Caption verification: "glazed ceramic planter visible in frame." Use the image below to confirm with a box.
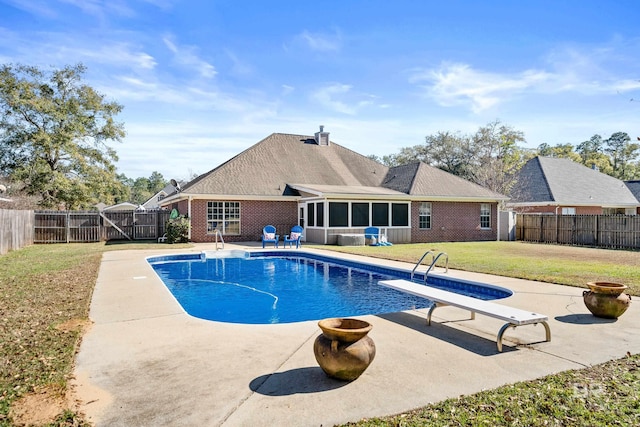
[583,282,631,319]
[313,318,376,381]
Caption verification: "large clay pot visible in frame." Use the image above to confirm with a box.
[583,282,631,319]
[313,318,376,381]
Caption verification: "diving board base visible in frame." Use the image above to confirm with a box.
[379,279,551,352]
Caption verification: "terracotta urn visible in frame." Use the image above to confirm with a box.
[583,282,631,319]
[313,318,376,381]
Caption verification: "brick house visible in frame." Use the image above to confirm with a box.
[160,127,508,244]
[507,156,640,215]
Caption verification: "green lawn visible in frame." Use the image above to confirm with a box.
[0,241,638,426]
[312,241,640,295]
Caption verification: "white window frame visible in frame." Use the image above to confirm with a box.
[480,203,491,229]
[207,201,241,235]
[561,207,576,215]
[419,202,432,229]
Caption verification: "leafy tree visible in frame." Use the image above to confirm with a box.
[0,63,125,209]
[575,134,612,174]
[470,120,529,194]
[422,131,476,180]
[604,132,639,180]
[536,143,581,162]
[115,171,168,205]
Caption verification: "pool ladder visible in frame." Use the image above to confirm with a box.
[212,229,225,251]
[410,251,448,284]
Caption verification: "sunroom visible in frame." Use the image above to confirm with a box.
[288,184,412,244]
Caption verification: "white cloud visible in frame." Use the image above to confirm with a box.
[410,63,551,113]
[310,84,377,115]
[163,35,217,78]
[410,41,640,114]
[296,30,342,52]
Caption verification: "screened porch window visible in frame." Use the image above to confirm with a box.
[329,202,348,227]
[351,202,369,227]
[372,203,389,226]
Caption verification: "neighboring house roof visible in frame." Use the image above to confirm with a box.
[509,156,639,207]
[625,180,640,202]
[165,132,507,203]
[103,202,142,211]
[142,183,179,209]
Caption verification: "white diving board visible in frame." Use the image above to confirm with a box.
[379,279,551,352]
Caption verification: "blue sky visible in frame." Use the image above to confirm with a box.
[1,0,640,181]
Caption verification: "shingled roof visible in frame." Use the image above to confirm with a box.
[382,162,506,199]
[176,132,506,200]
[625,180,640,202]
[510,156,639,206]
[181,133,387,196]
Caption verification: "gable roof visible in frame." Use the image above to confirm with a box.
[182,133,387,196]
[625,180,640,202]
[510,156,639,207]
[383,162,506,199]
[165,132,506,202]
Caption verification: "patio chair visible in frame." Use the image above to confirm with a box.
[364,227,392,246]
[282,225,303,249]
[262,225,280,248]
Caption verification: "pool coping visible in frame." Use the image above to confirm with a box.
[72,242,640,426]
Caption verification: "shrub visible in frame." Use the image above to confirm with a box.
[166,216,190,243]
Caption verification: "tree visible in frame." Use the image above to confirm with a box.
[0,63,126,209]
[470,120,529,194]
[536,143,581,162]
[423,131,476,180]
[575,134,612,174]
[604,132,639,180]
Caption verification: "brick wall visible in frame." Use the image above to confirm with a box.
[189,199,299,243]
[411,201,497,242]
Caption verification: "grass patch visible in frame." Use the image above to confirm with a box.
[312,241,640,295]
[0,241,189,427]
[344,353,640,426]
[0,240,638,425]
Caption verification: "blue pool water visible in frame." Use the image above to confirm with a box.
[148,251,511,324]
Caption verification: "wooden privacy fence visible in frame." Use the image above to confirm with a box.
[34,210,172,243]
[0,209,35,254]
[516,214,640,249]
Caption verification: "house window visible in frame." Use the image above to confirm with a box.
[308,203,315,227]
[316,202,324,227]
[480,203,491,229]
[391,203,409,226]
[329,202,348,227]
[207,201,240,235]
[561,207,576,215]
[352,203,369,227]
[419,202,432,229]
[603,208,626,215]
[372,203,389,226]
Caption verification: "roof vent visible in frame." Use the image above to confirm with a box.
[315,125,330,146]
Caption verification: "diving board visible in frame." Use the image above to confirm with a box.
[378,279,551,352]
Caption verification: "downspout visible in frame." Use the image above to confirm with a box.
[496,203,501,241]
[188,196,193,241]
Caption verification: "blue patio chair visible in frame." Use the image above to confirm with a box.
[262,225,279,248]
[283,225,303,249]
[364,227,392,246]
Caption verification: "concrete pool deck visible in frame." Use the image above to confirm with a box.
[72,243,639,426]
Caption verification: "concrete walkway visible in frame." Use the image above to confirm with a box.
[72,243,639,426]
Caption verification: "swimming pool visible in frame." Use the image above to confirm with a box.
[147,250,512,324]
